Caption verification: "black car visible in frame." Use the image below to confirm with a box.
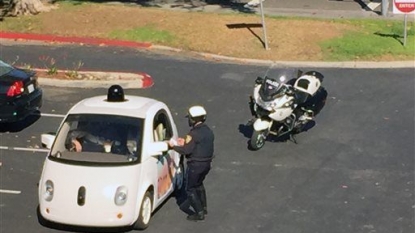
[0,60,43,123]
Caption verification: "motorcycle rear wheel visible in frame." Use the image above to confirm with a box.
[250,130,266,150]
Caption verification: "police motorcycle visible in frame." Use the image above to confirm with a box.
[248,69,327,150]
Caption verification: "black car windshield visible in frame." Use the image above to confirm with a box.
[0,60,13,76]
[50,114,144,164]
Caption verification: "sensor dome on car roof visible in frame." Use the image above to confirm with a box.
[106,85,126,102]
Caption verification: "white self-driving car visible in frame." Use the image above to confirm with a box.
[38,85,183,230]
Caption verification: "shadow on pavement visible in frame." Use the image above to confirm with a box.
[0,112,41,133]
[64,0,256,13]
[37,206,132,233]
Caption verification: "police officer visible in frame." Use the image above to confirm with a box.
[168,105,214,221]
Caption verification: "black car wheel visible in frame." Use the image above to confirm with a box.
[133,191,153,230]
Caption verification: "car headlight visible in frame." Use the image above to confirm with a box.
[114,186,128,206]
[44,180,54,202]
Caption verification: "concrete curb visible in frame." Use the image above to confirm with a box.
[2,32,414,69]
[152,45,415,68]
[35,69,154,89]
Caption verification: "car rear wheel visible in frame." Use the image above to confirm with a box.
[133,191,153,230]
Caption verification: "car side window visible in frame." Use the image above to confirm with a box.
[153,111,173,142]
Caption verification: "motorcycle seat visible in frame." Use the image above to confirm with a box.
[294,75,321,96]
[294,90,310,105]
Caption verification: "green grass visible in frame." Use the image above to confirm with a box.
[257,15,415,60]
[320,19,415,61]
[0,15,42,32]
[109,26,177,44]
[0,1,84,32]
[1,2,414,61]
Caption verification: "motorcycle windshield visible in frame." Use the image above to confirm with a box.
[259,78,286,101]
[259,69,300,101]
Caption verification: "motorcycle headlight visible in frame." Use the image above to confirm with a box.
[257,99,275,111]
[114,186,128,206]
[283,100,294,108]
[43,180,54,202]
[261,101,276,111]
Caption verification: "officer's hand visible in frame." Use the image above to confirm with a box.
[177,138,185,146]
[71,139,82,152]
[168,138,176,148]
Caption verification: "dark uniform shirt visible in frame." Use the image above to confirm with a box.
[173,123,214,162]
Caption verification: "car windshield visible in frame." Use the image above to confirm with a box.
[50,114,144,164]
[0,60,14,76]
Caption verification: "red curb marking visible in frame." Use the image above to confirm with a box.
[0,32,152,48]
[139,72,154,88]
[2,32,155,89]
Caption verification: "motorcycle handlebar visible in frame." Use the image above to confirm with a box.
[286,86,295,96]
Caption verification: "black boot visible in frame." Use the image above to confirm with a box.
[197,185,208,215]
[186,211,205,221]
[186,190,205,221]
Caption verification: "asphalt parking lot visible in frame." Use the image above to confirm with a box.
[1,56,414,233]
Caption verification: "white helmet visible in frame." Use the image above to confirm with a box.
[187,105,207,126]
[188,105,207,118]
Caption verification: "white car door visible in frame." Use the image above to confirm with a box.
[153,111,175,201]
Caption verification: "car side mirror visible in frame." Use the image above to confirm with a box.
[147,141,168,156]
[297,70,303,78]
[41,133,56,149]
[255,76,264,84]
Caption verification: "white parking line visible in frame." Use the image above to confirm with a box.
[0,189,21,194]
[40,113,65,118]
[0,112,59,153]
[0,161,22,194]
[0,146,49,153]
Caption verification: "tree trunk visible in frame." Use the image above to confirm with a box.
[5,0,56,17]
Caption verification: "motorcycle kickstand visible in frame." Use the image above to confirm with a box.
[247,118,256,126]
[290,133,298,144]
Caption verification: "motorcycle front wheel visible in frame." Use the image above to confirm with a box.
[250,130,266,150]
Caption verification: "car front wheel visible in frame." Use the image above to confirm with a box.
[133,191,153,230]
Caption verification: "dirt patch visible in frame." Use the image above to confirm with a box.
[8,3,356,61]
